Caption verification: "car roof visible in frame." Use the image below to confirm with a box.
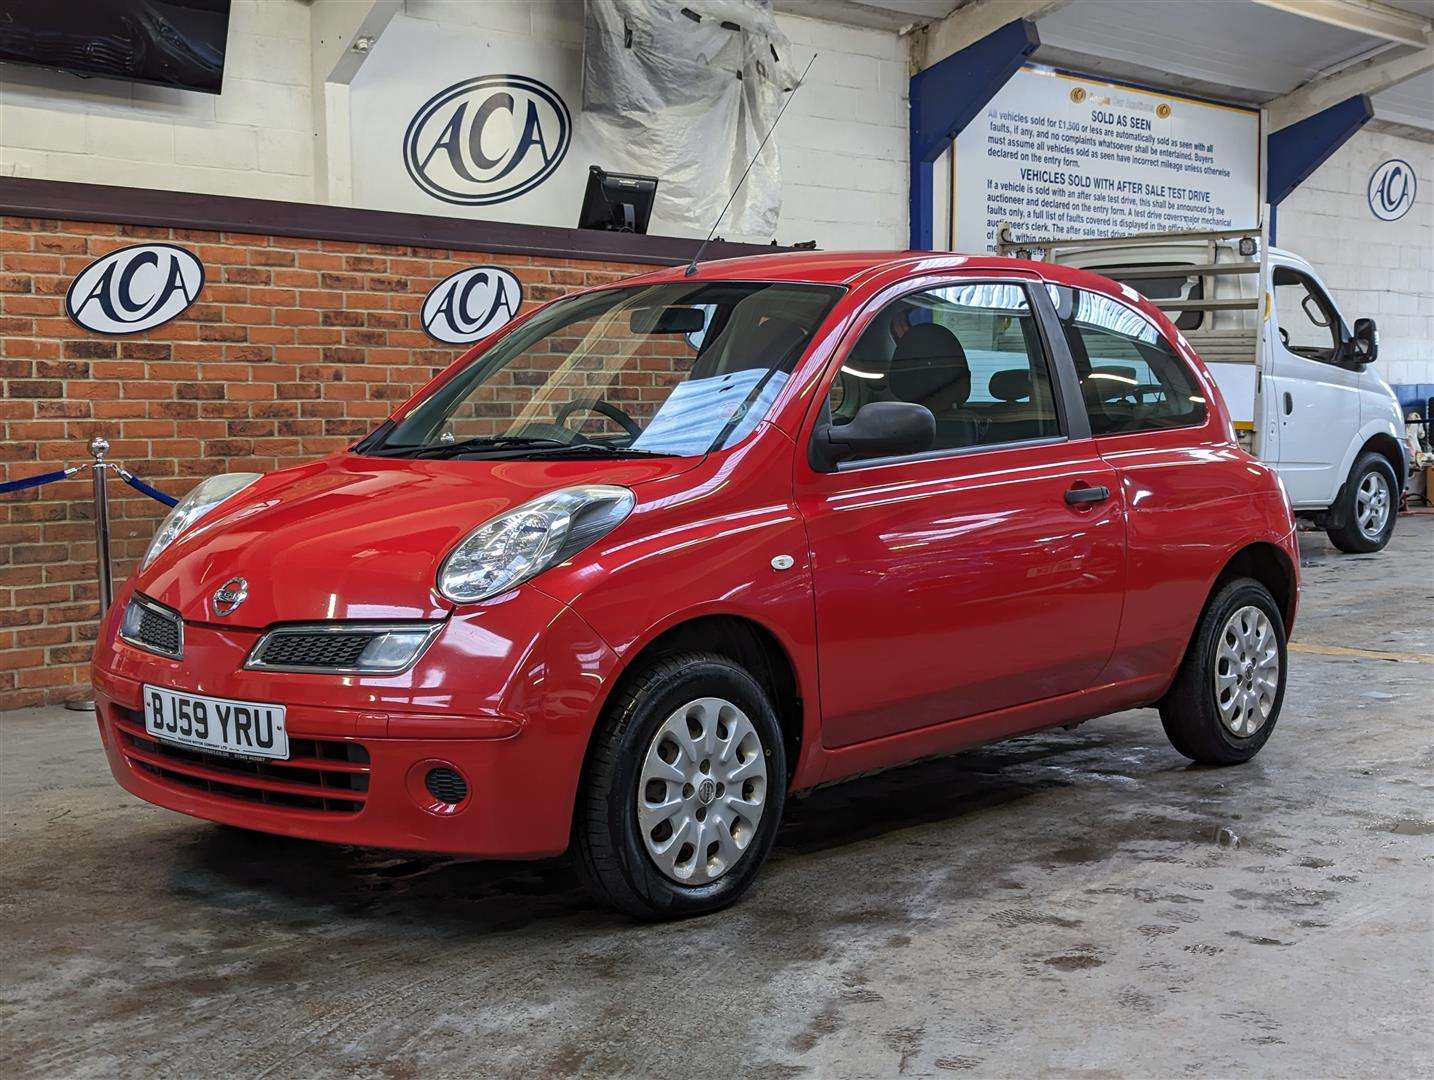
[629,249,1129,292]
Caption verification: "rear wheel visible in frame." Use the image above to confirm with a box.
[573,652,786,920]
[1326,452,1398,553]
[1160,578,1287,765]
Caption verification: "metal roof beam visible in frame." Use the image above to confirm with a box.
[1250,0,1431,50]
[1267,41,1434,130]
[919,0,1068,70]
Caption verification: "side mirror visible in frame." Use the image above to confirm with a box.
[812,401,935,470]
[1349,317,1378,365]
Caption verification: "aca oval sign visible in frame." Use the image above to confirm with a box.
[421,266,523,344]
[403,75,571,206]
[66,244,204,335]
[1368,159,1416,222]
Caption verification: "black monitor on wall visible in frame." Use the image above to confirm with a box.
[0,0,233,95]
[578,166,659,234]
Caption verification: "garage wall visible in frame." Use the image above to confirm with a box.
[0,0,315,202]
[0,214,647,711]
[1277,128,1434,389]
[0,2,907,250]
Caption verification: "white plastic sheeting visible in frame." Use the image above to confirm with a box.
[582,0,802,240]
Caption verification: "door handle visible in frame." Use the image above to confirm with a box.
[1283,391,1293,415]
[1065,484,1111,506]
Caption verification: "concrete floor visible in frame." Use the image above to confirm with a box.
[3,518,1431,1079]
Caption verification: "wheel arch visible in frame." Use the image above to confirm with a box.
[1210,541,1298,630]
[1158,539,1297,706]
[579,613,808,791]
[1357,432,1407,492]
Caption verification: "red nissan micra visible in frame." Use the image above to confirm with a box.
[92,251,1298,919]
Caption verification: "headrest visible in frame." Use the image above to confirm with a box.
[1083,366,1139,401]
[892,322,966,366]
[737,315,807,372]
[887,323,970,409]
[990,368,1032,402]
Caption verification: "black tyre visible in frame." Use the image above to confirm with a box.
[1160,577,1287,766]
[573,651,787,920]
[1325,451,1399,553]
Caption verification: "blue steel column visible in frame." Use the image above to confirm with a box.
[908,18,1040,251]
[1266,94,1373,243]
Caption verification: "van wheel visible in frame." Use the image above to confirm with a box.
[1160,578,1287,766]
[573,652,786,921]
[1326,452,1398,553]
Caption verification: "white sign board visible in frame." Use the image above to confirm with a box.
[953,68,1260,252]
[351,15,599,227]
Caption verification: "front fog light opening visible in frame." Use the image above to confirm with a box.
[425,767,468,805]
[406,759,472,816]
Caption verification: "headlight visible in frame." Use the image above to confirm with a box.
[438,485,635,603]
[141,472,262,570]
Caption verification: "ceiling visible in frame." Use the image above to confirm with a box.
[772,0,1434,135]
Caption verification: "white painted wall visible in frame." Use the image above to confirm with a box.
[384,2,909,248]
[1277,128,1434,389]
[0,0,314,201]
[0,0,908,250]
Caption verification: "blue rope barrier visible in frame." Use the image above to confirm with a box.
[0,466,81,495]
[114,467,179,508]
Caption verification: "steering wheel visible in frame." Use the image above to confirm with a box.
[555,397,642,439]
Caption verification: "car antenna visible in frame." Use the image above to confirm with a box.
[685,53,817,277]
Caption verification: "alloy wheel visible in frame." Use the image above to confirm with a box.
[637,697,768,885]
[1355,470,1391,541]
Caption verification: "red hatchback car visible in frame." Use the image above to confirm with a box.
[93,251,1299,919]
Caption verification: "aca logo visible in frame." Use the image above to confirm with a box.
[1367,159,1416,222]
[421,266,523,344]
[66,244,204,335]
[403,75,571,206]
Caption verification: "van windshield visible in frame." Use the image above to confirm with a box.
[369,281,841,459]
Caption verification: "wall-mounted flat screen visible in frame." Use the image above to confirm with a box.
[0,0,232,95]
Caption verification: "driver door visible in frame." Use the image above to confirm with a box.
[1266,263,1360,506]
[796,277,1126,748]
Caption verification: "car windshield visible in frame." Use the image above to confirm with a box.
[368,281,842,459]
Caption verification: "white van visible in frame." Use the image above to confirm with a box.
[997,227,1408,553]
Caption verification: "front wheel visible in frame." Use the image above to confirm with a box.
[573,652,787,920]
[1326,452,1399,553]
[1160,578,1287,765]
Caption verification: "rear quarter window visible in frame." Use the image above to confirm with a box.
[1048,285,1208,436]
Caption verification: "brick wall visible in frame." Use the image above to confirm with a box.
[0,214,653,711]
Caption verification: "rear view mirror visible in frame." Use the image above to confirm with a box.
[1349,317,1378,365]
[630,306,706,333]
[813,401,935,470]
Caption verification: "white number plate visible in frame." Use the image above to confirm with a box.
[143,685,289,760]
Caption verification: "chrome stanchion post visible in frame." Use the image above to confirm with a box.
[90,436,114,614]
[65,436,112,714]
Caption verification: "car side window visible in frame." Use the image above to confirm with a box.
[827,282,1062,455]
[1048,285,1208,437]
[1272,266,1339,363]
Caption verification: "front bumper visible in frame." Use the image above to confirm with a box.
[92,586,619,859]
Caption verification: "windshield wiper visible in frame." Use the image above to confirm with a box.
[503,442,681,459]
[368,435,572,459]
